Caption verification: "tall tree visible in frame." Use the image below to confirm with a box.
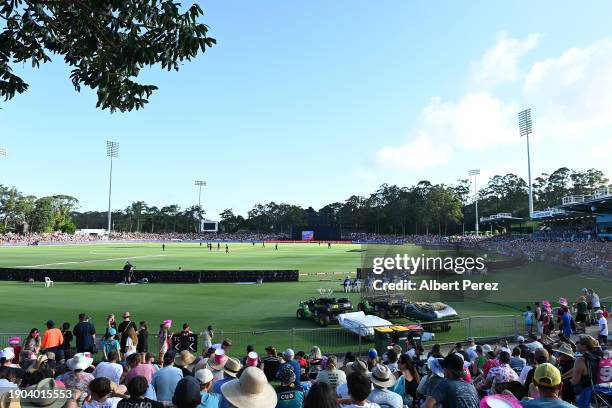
[1,0,216,111]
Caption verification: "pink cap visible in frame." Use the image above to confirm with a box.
[246,351,259,367]
[8,337,20,344]
[163,320,172,326]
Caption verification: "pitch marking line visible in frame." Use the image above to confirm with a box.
[14,254,166,268]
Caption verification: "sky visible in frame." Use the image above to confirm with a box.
[1,1,612,219]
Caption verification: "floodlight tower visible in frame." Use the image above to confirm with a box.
[469,169,480,235]
[194,180,206,233]
[518,109,534,217]
[106,141,119,233]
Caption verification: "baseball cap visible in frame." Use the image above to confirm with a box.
[46,320,55,327]
[596,309,604,315]
[195,368,214,385]
[108,328,117,336]
[283,348,295,358]
[534,363,561,388]
[368,348,378,359]
[516,336,525,342]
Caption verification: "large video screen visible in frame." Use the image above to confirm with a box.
[301,230,315,241]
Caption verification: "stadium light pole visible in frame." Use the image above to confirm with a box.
[106,141,119,234]
[194,180,206,233]
[469,169,480,235]
[518,108,534,217]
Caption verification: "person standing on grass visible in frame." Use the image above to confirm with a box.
[105,315,117,339]
[73,313,96,354]
[41,320,64,360]
[523,306,534,337]
[158,320,171,365]
[62,322,74,353]
[203,326,214,350]
[23,328,41,354]
[118,312,137,354]
[102,329,121,362]
[137,321,148,353]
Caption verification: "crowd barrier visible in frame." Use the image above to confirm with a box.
[0,268,299,283]
[0,315,521,360]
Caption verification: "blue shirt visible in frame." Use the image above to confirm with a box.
[521,397,575,408]
[562,312,573,337]
[211,377,235,408]
[198,391,222,408]
[151,366,183,402]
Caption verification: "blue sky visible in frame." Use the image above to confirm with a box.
[1,1,611,218]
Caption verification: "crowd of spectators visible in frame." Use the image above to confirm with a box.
[479,237,612,275]
[1,297,609,408]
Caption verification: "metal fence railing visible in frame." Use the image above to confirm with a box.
[1,314,522,360]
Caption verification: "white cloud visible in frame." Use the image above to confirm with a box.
[470,31,540,87]
[375,133,453,171]
[373,34,612,180]
[422,92,518,150]
[523,38,612,141]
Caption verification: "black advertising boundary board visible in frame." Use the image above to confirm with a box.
[0,268,299,283]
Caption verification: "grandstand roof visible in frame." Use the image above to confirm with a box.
[558,187,612,214]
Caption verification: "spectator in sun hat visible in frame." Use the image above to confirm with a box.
[57,352,95,403]
[278,349,302,387]
[174,350,196,377]
[208,349,228,381]
[417,358,445,403]
[212,357,242,394]
[221,367,277,408]
[522,363,574,408]
[118,312,137,354]
[424,353,479,408]
[368,364,402,408]
[221,338,232,354]
[18,378,71,408]
[158,320,172,365]
[275,364,305,408]
[194,368,222,408]
[172,376,202,408]
[151,350,183,404]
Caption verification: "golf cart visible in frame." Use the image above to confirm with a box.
[296,296,354,327]
[403,302,458,332]
[358,294,408,319]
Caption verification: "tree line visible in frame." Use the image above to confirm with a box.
[0,167,608,235]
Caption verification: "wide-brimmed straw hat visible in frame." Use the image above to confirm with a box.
[67,352,94,371]
[175,350,196,367]
[221,367,277,408]
[223,357,242,378]
[553,343,574,359]
[369,364,396,388]
[20,378,70,408]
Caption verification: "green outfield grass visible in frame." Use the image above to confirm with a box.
[0,242,609,354]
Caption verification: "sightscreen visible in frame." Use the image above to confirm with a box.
[301,230,315,241]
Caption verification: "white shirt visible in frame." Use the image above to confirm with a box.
[94,361,123,384]
[598,316,608,336]
[592,293,601,308]
[82,397,122,408]
[466,346,478,362]
[519,365,533,384]
[342,403,380,408]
